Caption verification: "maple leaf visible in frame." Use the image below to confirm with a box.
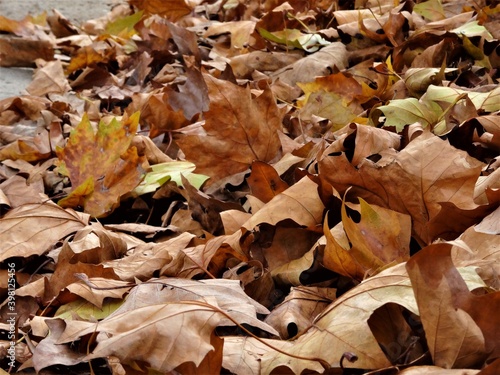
[55,112,147,218]
[177,74,284,181]
[0,202,89,262]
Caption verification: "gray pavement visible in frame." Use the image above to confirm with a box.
[0,0,117,99]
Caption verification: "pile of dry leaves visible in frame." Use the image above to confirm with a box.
[0,0,499,373]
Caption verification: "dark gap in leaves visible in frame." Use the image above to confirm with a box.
[287,322,298,338]
[366,153,382,163]
[409,236,422,257]
[344,205,361,223]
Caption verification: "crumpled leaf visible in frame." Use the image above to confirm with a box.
[56,112,147,217]
[407,242,500,367]
[32,319,85,372]
[204,21,256,57]
[319,131,488,245]
[261,262,486,374]
[58,279,276,373]
[26,60,71,96]
[324,198,411,279]
[223,337,294,375]
[264,286,336,339]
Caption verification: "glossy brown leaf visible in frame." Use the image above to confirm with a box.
[246,161,289,203]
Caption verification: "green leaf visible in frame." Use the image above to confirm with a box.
[55,298,123,320]
[451,20,493,41]
[424,85,500,112]
[413,0,445,21]
[105,11,143,37]
[377,98,442,131]
[133,161,209,196]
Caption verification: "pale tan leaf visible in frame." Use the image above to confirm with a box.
[0,202,89,262]
[243,176,324,230]
[223,337,294,375]
[264,286,336,339]
[26,60,71,96]
[272,43,348,87]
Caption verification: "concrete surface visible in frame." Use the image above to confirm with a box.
[0,1,117,99]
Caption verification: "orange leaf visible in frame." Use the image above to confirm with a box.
[246,161,289,203]
[56,112,146,217]
[128,0,192,21]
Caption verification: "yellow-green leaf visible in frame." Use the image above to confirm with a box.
[133,161,209,196]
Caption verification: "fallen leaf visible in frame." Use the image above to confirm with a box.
[243,176,324,230]
[32,319,85,372]
[56,112,147,217]
[246,161,289,203]
[0,202,89,262]
[26,60,71,96]
[177,75,284,181]
[319,131,488,245]
[271,43,348,87]
[261,262,486,374]
[128,0,192,21]
[406,242,500,367]
[264,286,336,339]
